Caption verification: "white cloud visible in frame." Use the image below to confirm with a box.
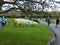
[4,0,14,2]
[2,4,13,11]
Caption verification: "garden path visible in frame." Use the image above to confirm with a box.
[38,19,60,45]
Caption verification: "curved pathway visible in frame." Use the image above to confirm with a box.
[38,19,60,45]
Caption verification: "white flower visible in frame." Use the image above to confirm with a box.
[15,18,38,25]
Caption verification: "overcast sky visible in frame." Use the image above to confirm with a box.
[55,0,60,1]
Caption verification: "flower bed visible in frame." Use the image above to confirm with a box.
[13,18,38,26]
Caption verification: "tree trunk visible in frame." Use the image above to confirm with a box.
[0,0,4,10]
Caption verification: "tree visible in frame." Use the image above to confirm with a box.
[0,0,4,10]
[0,0,60,15]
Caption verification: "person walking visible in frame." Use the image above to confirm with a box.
[46,17,51,26]
[1,16,7,27]
[56,17,59,28]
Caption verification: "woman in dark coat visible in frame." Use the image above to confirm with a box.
[56,17,59,28]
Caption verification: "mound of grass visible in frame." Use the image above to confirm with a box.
[0,18,53,45]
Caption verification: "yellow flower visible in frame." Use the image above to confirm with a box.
[16,23,19,27]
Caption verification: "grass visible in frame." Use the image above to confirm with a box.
[51,19,56,23]
[0,18,53,45]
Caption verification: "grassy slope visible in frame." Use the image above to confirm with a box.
[0,18,53,45]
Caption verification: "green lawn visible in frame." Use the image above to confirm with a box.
[0,18,53,45]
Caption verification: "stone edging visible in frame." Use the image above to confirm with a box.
[42,24,56,45]
[38,20,56,45]
[42,24,57,45]
[48,30,56,45]
[48,37,56,45]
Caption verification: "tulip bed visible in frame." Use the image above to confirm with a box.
[0,18,53,45]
